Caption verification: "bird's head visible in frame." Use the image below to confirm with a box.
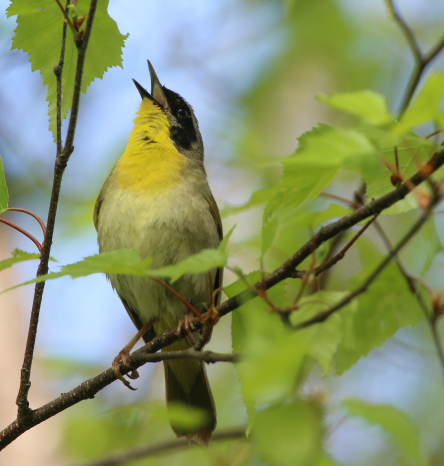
[133,61,204,161]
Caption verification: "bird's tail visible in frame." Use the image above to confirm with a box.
[162,340,216,445]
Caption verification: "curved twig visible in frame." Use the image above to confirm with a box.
[6,208,46,237]
[0,218,42,252]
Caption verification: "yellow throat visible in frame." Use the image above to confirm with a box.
[113,98,187,193]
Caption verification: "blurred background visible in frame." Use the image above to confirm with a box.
[1,0,444,464]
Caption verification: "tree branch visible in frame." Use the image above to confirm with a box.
[15,0,98,423]
[77,427,247,466]
[0,350,238,449]
[216,148,444,320]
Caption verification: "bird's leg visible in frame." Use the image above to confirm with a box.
[112,318,155,390]
[176,315,197,345]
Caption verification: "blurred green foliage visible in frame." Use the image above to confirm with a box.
[2,0,444,465]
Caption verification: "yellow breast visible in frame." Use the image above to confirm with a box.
[113,99,187,193]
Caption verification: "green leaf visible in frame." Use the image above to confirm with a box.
[0,248,44,273]
[276,203,351,230]
[226,272,307,427]
[154,225,235,282]
[395,73,444,135]
[0,156,8,213]
[1,228,234,293]
[335,262,424,375]
[318,90,393,126]
[421,217,444,276]
[220,187,275,218]
[362,127,437,215]
[7,0,128,140]
[261,216,279,257]
[264,125,377,222]
[342,399,424,464]
[253,400,323,466]
[291,291,357,376]
[0,249,152,294]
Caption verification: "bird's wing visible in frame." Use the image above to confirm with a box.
[204,193,223,306]
[93,190,103,231]
[118,295,157,344]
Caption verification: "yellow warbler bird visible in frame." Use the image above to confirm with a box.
[94,61,222,445]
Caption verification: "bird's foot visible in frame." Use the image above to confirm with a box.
[112,350,139,391]
[176,315,196,345]
[112,319,155,390]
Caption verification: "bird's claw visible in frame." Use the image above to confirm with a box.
[176,315,196,345]
[112,349,138,391]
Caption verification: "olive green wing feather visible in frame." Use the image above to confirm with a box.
[205,193,223,306]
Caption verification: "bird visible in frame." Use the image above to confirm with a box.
[94,60,222,445]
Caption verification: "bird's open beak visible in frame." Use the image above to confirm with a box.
[133,60,170,110]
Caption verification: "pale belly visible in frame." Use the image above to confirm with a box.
[97,183,220,333]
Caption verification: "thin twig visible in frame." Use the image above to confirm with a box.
[15,0,98,423]
[6,208,46,236]
[0,218,42,252]
[312,214,378,278]
[389,1,423,62]
[76,427,247,466]
[317,185,365,289]
[320,192,360,210]
[149,277,203,321]
[425,130,442,140]
[294,196,441,330]
[372,218,444,380]
[388,0,444,116]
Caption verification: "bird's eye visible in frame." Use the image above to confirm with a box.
[177,108,189,118]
